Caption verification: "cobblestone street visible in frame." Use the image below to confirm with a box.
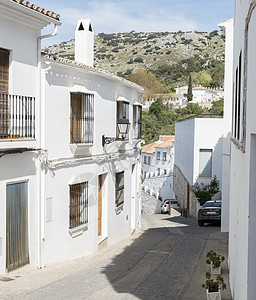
[0,212,231,300]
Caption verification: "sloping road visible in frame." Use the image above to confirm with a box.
[0,213,231,300]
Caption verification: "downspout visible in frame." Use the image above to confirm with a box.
[37,24,59,269]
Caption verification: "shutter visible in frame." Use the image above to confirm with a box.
[0,48,9,93]
[0,48,9,138]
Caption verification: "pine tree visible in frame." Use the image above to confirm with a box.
[187,74,193,102]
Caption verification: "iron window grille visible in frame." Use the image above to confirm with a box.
[115,171,124,207]
[69,182,88,229]
[0,94,35,139]
[70,92,94,144]
[133,105,142,139]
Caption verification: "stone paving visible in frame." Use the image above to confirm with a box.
[0,212,232,300]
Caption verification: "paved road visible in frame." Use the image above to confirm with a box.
[0,212,231,300]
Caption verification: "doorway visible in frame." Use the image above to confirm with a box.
[6,181,29,272]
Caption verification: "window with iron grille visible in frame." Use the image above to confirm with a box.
[115,171,124,207]
[69,182,88,229]
[133,104,142,139]
[70,92,94,144]
[117,101,129,139]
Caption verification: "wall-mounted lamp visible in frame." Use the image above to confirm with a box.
[102,118,130,147]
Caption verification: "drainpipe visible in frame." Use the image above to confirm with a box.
[37,24,59,269]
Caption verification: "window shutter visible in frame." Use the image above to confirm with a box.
[0,48,9,138]
[0,48,9,94]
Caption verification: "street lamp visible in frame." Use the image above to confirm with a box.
[102,118,130,147]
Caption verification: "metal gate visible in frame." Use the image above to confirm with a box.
[6,182,29,272]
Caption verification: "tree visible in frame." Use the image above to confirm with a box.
[200,71,212,87]
[187,74,193,102]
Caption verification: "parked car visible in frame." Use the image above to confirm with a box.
[161,199,179,214]
[197,200,221,226]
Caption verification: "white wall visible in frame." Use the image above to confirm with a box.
[175,119,195,184]
[219,18,233,233]
[229,1,256,299]
[175,118,223,187]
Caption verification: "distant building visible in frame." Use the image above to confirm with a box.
[176,86,224,103]
[142,93,184,110]
[141,136,175,201]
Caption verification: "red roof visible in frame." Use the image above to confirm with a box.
[11,0,60,21]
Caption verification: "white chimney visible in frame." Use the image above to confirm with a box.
[75,19,94,67]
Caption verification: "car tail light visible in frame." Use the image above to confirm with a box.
[164,204,167,207]
[198,209,202,214]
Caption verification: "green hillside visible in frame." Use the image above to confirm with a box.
[44,30,225,92]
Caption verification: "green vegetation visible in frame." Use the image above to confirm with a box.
[142,99,223,145]
[44,30,225,91]
[187,74,193,102]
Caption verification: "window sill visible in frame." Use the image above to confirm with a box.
[115,203,124,214]
[68,223,88,238]
[69,143,93,156]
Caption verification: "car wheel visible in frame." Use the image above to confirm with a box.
[198,221,204,227]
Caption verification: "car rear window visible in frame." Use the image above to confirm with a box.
[202,202,221,208]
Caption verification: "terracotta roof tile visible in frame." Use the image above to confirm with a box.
[11,0,60,21]
[142,136,175,154]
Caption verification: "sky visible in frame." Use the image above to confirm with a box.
[35,0,234,47]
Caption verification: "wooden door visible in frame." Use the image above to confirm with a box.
[6,182,29,272]
[98,175,103,236]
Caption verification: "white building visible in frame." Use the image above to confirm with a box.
[0,1,143,275]
[141,136,175,200]
[176,86,224,103]
[218,18,233,233]
[142,93,184,110]
[174,117,223,217]
[228,1,256,298]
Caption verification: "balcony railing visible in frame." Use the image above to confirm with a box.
[0,94,35,139]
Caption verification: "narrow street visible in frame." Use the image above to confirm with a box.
[0,212,231,300]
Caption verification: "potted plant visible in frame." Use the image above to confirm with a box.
[206,250,225,275]
[202,272,227,300]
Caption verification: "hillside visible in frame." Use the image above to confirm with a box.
[44,30,225,90]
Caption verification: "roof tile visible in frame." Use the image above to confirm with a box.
[11,0,60,21]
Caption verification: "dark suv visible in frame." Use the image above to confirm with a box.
[197,200,221,226]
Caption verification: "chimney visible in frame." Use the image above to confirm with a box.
[75,19,94,67]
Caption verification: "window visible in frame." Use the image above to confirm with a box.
[69,182,88,229]
[157,151,160,160]
[158,168,160,175]
[163,169,167,175]
[148,156,151,165]
[163,152,167,161]
[133,104,142,139]
[0,48,9,138]
[115,171,124,207]
[144,156,147,164]
[70,92,94,144]
[233,51,242,141]
[199,149,212,177]
[117,101,129,139]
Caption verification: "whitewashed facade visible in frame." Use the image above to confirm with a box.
[176,86,224,103]
[0,1,143,275]
[228,1,256,299]
[141,136,175,200]
[218,19,233,233]
[174,117,223,216]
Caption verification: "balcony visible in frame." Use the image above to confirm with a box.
[0,94,36,149]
